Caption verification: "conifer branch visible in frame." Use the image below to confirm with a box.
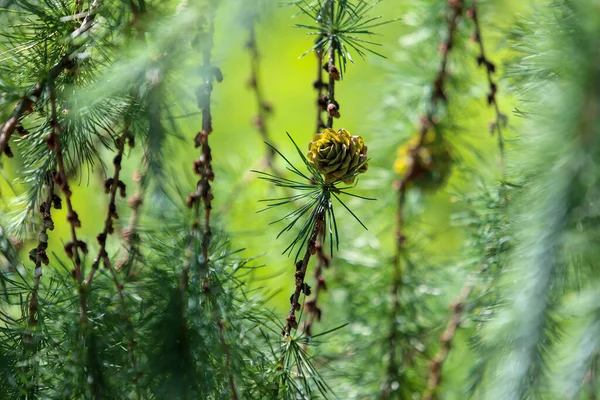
[49,88,89,328]
[184,7,238,396]
[423,276,475,400]
[468,1,507,176]
[384,1,463,396]
[186,16,219,288]
[314,42,327,133]
[85,124,128,288]
[300,0,340,339]
[116,169,144,273]
[284,210,324,336]
[325,45,340,127]
[247,18,276,170]
[302,237,329,338]
[0,0,103,160]
[26,179,56,328]
[425,5,510,396]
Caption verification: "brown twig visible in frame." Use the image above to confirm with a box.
[421,4,509,398]
[185,20,218,288]
[302,237,329,338]
[325,41,340,128]
[85,125,128,288]
[284,211,324,336]
[382,1,463,398]
[247,18,276,170]
[25,177,58,335]
[116,169,144,273]
[423,276,475,400]
[48,88,88,326]
[184,9,237,398]
[0,0,102,160]
[314,42,327,133]
[467,0,507,176]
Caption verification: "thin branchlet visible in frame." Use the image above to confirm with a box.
[49,88,89,326]
[300,0,339,339]
[314,41,327,133]
[247,18,277,169]
[424,4,510,397]
[85,124,128,287]
[26,178,57,335]
[302,238,329,338]
[183,8,238,397]
[284,210,324,336]
[468,0,507,177]
[383,1,464,397]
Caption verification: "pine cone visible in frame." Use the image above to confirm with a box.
[394,130,452,191]
[307,128,368,184]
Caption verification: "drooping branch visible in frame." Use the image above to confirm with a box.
[247,18,276,169]
[422,4,510,397]
[48,88,89,326]
[85,124,128,288]
[383,1,464,397]
[302,237,329,338]
[26,177,58,334]
[284,210,324,336]
[468,0,507,176]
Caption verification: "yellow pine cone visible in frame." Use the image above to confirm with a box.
[307,128,368,184]
[393,130,452,191]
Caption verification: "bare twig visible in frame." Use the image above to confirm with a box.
[284,211,324,336]
[314,42,326,133]
[247,18,276,170]
[468,0,507,176]
[85,125,128,287]
[423,276,475,400]
[302,237,329,338]
[49,88,89,327]
[25,178,56,335]
[382,1,464,397]
[421,4,510,398]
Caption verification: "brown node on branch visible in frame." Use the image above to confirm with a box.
[327,103,340,119]
[328,65,340,81]
[67,211,81,227]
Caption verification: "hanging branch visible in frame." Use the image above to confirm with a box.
[314,40,327,133]
[116,169,144,273]
[185,17,220,288]
[423,276,475,400]
[85,124,128,288]
[383,1,463,397]
[423,3,508,398]
[0,0,102,160]
[302,237,329,337]
[116,0,148,276]
[247,17,276,170]
[303,25,338,338]
[26,177,59,335]
[325,41,340,128]
[468,0,507,175]
[284,209,325,336]
[48,87,89,326]
[184,9,238,398]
